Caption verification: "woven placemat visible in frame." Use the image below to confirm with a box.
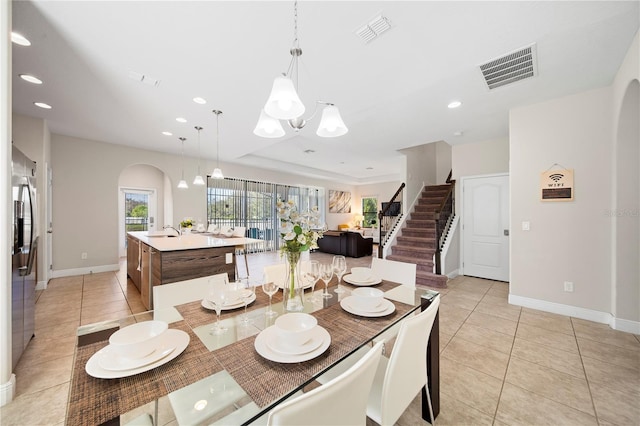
[211,280,413,409]
[66,321,221,426]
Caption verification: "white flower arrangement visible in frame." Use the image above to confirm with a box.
[277,199,323,254]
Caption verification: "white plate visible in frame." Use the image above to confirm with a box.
[202,292,256,311]
[255,325,330,363]
[340,297,395,317]
[86,329,190,379]
[343,274,382,286]
[98,342,176,371]
[267,330,324,356]
[345,298,388,313]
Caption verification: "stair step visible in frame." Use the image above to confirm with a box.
[397,236,436,248]
[416,271,448,288]
[406,218,436,226]
[410,212,437,220]
[386,254,434,271]
[391,245,435,258]
[402,229,435,239]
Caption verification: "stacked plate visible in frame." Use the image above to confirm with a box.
[342,267,382,286]
[254,313,331,363]
[86,320,189,379]
[341,288,395,317]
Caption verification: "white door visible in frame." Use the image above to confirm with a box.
[119,188,157,257]
[47,164,53,279]
[462,174,509,281]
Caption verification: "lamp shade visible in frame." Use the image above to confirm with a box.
[253,110,286,138]
[316,105,348,137]
[264,76,306,120]
[177,179,189,189]
[193,175,205,185]
[212,168,224,179]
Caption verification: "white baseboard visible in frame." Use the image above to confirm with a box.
[446,269,459,279]
[508,294,613,325]
[611,317,640,334]
[36,280,48,291]
[0,374,15,407]
[51,264,120,278]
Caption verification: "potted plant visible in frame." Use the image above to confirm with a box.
[179,218,194,234]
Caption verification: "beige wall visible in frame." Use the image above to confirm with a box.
[50,133,359,272]
[510,86,613,314]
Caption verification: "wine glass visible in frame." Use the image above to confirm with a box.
[319,263,333,299]
[262,277,278,317]
[306,260,321,303]
[332,255,347,294]
[240,277,254,325]
[208,278,228,335]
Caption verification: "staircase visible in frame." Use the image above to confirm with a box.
[387,184,451,288]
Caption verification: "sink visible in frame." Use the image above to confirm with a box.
[147,231,178,238]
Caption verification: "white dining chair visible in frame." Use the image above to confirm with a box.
[263,261,311,289]
[266,341,384,426]
[370,257,416,289]
[318,296,440,426]
[153,272,229,322]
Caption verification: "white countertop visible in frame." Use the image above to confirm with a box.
[128,231,262,252]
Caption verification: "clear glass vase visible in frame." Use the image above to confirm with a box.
[283,251,304,312]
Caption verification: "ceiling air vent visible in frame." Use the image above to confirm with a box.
[355,14,392,43]
[479,43,537,90]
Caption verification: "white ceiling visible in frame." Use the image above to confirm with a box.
[11,1,639,184]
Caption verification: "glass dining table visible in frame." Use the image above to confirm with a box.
[66,277,440,426]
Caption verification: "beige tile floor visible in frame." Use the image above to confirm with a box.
[1,252,639,425]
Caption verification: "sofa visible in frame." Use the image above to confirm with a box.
[317,231,373,258]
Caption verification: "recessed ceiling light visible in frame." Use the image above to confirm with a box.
[453,131,464,137]
[34,102,52,109]
[176,117,187,123]
[162,131,173,136]
[19,74,43,84]
[193,97,206,105]
[447,101,462,109]
[11,32,31,46]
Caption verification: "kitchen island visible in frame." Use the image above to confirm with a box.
[126,231,259,309]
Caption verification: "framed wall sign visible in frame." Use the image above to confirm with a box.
[541,167,574,201]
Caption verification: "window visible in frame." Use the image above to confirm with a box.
[362,196,378,228]
[207,177,325,251]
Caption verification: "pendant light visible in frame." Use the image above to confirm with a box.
[212,110,224,179]
[193,126,205,185]
[254,1,348,139]
[177,137,189,189]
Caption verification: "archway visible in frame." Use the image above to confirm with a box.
[117,164,173,257]
[614,79,639,330]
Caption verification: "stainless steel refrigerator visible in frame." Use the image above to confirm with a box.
[11,146,38,369]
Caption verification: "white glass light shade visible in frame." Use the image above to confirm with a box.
[177,179,189,189]
[212,168,224,179]
[193,175,205,185]
[264,76,305,120]
[316,105,348,137]
[253,110,286,138]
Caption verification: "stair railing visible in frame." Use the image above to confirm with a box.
[434,175,455,274]
[377,183,405,258]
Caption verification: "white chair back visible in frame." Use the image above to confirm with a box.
[264,261,311,289]
[267,341,384,426]
[378,296,440,425]
[371,257,416,289]
[153,273,229,322]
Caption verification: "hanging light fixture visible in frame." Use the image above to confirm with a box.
[177,137,189,189]
[254,1,348,138]
[193,126,205,185]
[212,110,224,179]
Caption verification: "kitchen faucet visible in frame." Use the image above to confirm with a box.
[163,225,181,236]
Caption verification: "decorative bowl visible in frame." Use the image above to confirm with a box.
[350,287,384,311]
[108,320,168,359]
[274,313,317,346]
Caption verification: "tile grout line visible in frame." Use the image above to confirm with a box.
[489,296,521,425]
